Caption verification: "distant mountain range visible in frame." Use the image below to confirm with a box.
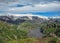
[0,14,60,24]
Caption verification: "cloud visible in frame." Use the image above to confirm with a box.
[0,0,60,14]
[0,0,60,4]
[9,1,60,13]
[9,4,25,8]
[0,0,18,3]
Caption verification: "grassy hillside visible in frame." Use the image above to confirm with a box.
[0,21,60,43]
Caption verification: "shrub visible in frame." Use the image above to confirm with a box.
[6,38,37,43]
[49,37,58,43]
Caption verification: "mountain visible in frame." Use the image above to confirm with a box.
[0,14,48,20]
[0,14,60,24]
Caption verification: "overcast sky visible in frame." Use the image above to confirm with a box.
[0,0,60,17]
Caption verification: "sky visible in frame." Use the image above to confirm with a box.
[0,0,60,17]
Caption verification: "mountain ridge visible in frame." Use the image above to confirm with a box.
[0,14,60,24]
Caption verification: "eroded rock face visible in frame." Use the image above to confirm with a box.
[28,28,44,38]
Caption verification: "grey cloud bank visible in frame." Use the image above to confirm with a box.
[0,0,60,4]
[9,1,60,12]
[0,0,60,14]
